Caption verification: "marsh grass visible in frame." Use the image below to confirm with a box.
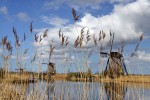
[0,8,149,100]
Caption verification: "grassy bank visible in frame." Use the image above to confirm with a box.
[1,72,150,83]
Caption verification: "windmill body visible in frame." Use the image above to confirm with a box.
[15,67,26,73]
[42,62,56,75]
[47,62,56,75]
[104,52,128,78]
[101,51,128,79]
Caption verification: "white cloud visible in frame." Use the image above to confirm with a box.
[10,55,30,61]
[16,12,29,22]
[43,0,134,10]
[41,16,69,27]
[39,0,150,47]
[137,51,150,62]
[0,6,8,15]
[35,0,150,65]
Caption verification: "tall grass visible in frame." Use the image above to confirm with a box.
[0,8,148,100]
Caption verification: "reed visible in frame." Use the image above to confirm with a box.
[0,8,148,100]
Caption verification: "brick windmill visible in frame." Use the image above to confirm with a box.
[100,33,128,78]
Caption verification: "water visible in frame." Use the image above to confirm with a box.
[25,80,150,100]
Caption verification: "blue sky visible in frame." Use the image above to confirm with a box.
[0,0,150,74]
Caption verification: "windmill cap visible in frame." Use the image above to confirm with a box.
[48,62,55,66]
[110,52,123,58]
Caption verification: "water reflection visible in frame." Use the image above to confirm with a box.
[104,82,127,100]
[24,80,150,100]
[46,81,55,100]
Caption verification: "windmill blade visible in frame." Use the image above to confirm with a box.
[100,52,110,57]
[122,58,128,75]
[100,52,109,55]
[104,57,110,75]
[110,33,114,53]
[42,63,47,64]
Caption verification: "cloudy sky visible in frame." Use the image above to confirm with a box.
[0,0,150,74]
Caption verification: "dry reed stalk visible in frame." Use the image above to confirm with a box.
[23,33,26,42]
[88,49,93,58]
[131,33,144,57]
[31,54,36,63]
[118,41,125,53]
[1,35,13,76]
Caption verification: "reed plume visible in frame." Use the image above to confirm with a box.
[131,33,144,57]
[86,29,91,44]
[6,41,12,53]
[2,36,7,45]
[34,33,38,42]
[13,26,20,47]
[30,21,33,33]
[24,33,26,41]
[93,34,97,45]
[102,30,106,39]
[65,37,69,46]
[39,35,42,42]
[72,8,79,21]
[49,44,55,62]
[78,27,85,47]
[31,54,36,63]
[58,29,61,38]
[61,34,65,46]
[43,29,49,37]
[74,36,79,48]
[99,30,102,41]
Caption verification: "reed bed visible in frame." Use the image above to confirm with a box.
[0,8,149,100]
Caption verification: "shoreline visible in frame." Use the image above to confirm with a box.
[1,73,150,83]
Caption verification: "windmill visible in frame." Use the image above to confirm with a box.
[42,62,56,75]
[42,44,56,75]
[100,33,128,78]
[15,67,26,73]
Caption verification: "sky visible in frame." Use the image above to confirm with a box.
[0,0,150,74]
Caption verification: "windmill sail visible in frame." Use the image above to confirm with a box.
[104,57,110,75]
[104,52,128,78]
[122,58,128,75]
[101,33,128,78]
